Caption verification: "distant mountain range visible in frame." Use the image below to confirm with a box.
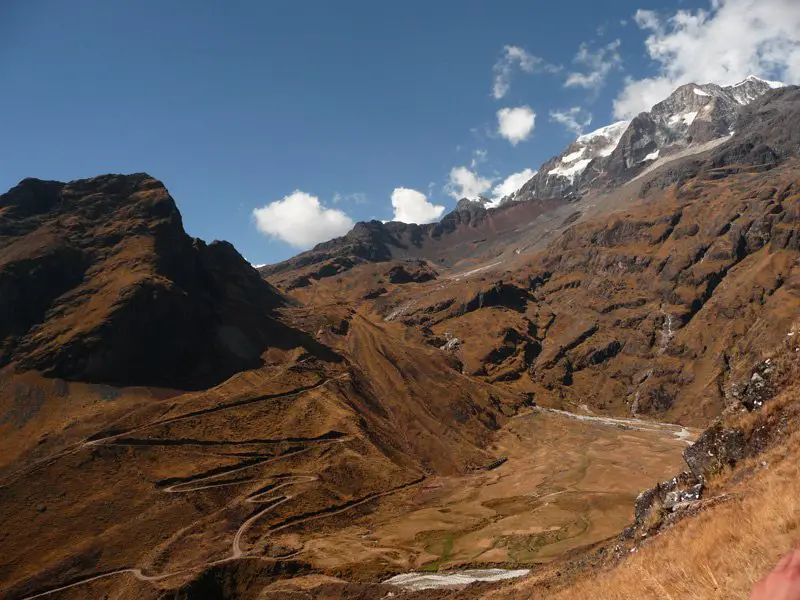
[261,79,797,287]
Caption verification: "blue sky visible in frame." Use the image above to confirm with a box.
[2,0,798,265]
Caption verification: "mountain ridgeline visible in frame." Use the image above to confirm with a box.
[0,174,329,389]
[1,77,800,600]
[262,80,798,289]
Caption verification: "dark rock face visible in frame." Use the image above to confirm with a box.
[457,282,531,316]
[362,287,387,300]
[0,174,328,390]
[683,425,747,478]
[731,360,778,411]
[386,262,438,284]
[633,471,704,527]
[711,87,800,168]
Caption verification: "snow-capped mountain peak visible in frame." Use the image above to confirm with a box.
[507,75,787,205]
[738,74,785,89]
[725,75,786,105]
[527,120,631,192]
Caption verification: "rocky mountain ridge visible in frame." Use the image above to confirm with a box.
[513,76,786,203]
[261,82,797,293]
[0,174,327,389]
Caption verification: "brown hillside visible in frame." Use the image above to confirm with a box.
[0,174,327,390]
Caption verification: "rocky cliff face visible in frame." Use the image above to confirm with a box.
[514,76,785,203]
[0,174,321,389]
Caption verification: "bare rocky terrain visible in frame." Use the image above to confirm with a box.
[1,84,800,600]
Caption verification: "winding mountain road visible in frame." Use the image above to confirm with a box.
[0,373,350,490]
[16,373,425,600]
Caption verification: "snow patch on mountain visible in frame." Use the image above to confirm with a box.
[562,148,586,163]
[576,120,630,157]
[548,158,592,182]
[668,111,698,127]
[643,149,660,162]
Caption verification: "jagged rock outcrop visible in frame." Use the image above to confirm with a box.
[683,425,747,478]
[386,261,438,284]
[631,471,704,530]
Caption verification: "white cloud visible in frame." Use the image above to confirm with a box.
[332,192,368,204]
[253,191,354,249]
[497,106,536,145]
[615,0,800,118]
[470,148,488,169]
[390,188,445,224]
[566,39,623,92]
[445,166,537,207]
[493,45,560,99]
[550,107,594,136]
[490,168,537,205]
[446,166,494,200]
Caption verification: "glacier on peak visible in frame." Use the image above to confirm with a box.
[548,158,592,183]
[561,148,586,163]
[576,120,630,145]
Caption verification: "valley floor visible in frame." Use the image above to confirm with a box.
[0,367,692,600]
[483,389,800,600]
[292,407,693,578]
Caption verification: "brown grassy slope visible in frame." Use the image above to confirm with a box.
[0,312,523,599]
[347,161,800,426]
[480,347,800,600]
[0,174,323,390]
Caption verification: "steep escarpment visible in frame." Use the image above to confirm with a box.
[0,174,321,390]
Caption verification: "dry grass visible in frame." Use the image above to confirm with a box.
[487,412,800,600]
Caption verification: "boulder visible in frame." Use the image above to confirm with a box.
[633,471,704,528]
[683,425,746,478]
